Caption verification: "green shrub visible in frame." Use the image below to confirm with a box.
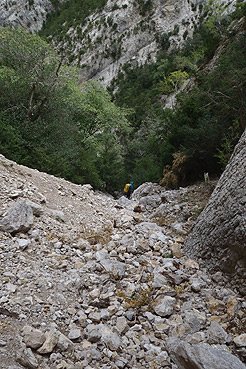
[112,4,119,11]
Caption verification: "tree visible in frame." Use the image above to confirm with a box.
[71,80,131,192]
[159,70,189,94]
[0,26,67,122]
[203,0,227,36]
[0,26,131,192]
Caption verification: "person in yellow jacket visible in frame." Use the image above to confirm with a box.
[124,182,133,199]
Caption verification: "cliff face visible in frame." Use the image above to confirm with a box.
[72,0,237,87]
[0,0,237,86]
[75,0,198,87]
[0,0,55,32]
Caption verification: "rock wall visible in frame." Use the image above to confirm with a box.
[184,129,246,296]
[74,0,237,87]
[0,0,237,87]
[0,0,55,32]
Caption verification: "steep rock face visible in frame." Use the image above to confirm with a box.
[0,0,54,32]
[0,0,237,87]
[74,0,236,87]
[75,0,197,87]
[184,129,246,295]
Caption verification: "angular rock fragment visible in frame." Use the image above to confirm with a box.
[23,326,46,349]
[16,347,38,369]
[166,337,246,369]
[37,330,58,354]
[57,332,74,352]
[207,321,228,344]
[0,201,33,234]
[153,295,176,317]
[100,258,126,279]
[68,328,81,341]
[26,201,44,217]
[234,334,246,348]
[98,324,121,351]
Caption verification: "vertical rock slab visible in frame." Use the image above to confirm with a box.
[184,130,246,295]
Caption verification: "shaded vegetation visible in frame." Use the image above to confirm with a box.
[1,2,246,193]
[109,7,246,188]
[0,26,130,194]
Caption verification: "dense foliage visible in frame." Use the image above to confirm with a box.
[109,6,246,187]
[40,0,107,42]
[1,2,246,193]
[0,26,130,193]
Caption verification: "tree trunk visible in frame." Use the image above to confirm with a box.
[184,129,246,295]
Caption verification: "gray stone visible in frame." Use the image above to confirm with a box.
[184,129,246,294]
[183,310,206,334]
[49,209,65,222]
[117,196,132,208]
[100,309,109,320]
[87,328,102,343]
[153,296,176,317]
[37,330,58,354]
[116,316,128,334]
[57,333,74,352]
[17,238,30,250]
[191,278,204,292]
[8,190,22,199]
[166,338,246,369]
[5,282,17,293]
[171,221,186,235]
[125,311,135,321]
[138,195,162,211]
[155,350,170,366]
[100,258,126,279]
[81,348,102,362]
[98,324,121,351]
[16,347,38,369]
[185,332,206,344]
[132,182,162,201]
[23,326,46,349]
[95,249,108,261]
[0,201,33,234]
[68,328,81,341]
[153,271,168,288]
[207,322,228,344]
[135,221,164,235]
[234,334,246,348]
[115,359,126,368]
[88,311,101,322]
[26,201,44,216]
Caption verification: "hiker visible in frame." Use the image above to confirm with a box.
[124,182,133,199]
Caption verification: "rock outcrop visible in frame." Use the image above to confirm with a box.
[75,0,237,87]
[0,0,237,87]
[184,129,246,296]
[0,0,55,32]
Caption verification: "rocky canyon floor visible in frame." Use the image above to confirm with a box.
[0,154,245,369]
